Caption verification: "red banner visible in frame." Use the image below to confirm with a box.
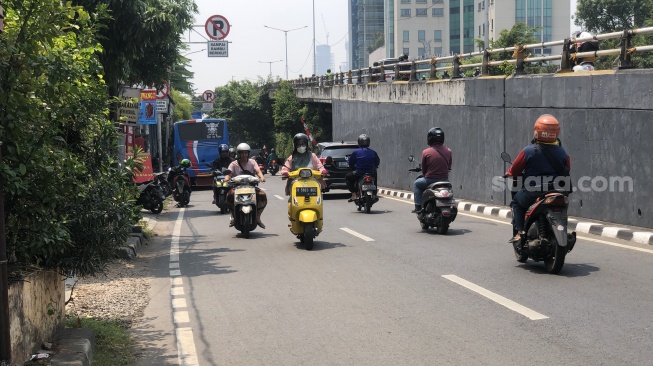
[126,153,154,183]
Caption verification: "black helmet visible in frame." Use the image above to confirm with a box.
[218,144,229,153]
[358,134,370,147]
[293,133,309,152]
[428,127,444,145]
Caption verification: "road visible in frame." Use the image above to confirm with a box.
[133,176,653,366]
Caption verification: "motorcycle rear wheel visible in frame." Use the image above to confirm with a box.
[544,241,566,274]
[436,222,449,235]
[420,221,430,230]
[181,190,190,206]
[364,196,372,214]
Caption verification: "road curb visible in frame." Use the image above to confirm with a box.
[378,188,653,245]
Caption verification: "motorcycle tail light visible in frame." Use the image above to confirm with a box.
[364,176,373,183]
[272,160,276,163]
[544,195,568,206]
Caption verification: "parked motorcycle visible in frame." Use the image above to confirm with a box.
[154,171,171,197]
[268,160,279,176]
[231,174,260,238]
[136,180,165,214]
[284,168,323,250]
[408,156,457,234]
[168,165,191,207]
[501,152,577,274]
[212,168,231,214]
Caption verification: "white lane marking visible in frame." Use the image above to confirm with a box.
[340,227,375,242]
[174,311,190,324]
[383,195,653,254]
[176,327,200,366]
[274,195,285,200]
[171,208,200,366]
[442,274,549,321]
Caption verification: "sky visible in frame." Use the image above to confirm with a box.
[186,0,581,95]
[186,0,349,94]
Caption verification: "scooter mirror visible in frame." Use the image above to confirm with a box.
[501,152,512,164]
[223,169,232,176]
[408,155,415,162]
[325,156,333,165]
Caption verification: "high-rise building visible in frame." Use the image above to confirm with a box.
[316,44,334,75]
[382,0,570,61]
[348,0,384,69]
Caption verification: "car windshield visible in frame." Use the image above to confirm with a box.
[321,147,356,158]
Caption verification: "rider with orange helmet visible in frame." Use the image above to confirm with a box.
[505,114,571,243]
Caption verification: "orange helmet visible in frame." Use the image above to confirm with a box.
[533,114,560,143]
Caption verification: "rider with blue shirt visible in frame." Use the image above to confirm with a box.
[346,134,380,201]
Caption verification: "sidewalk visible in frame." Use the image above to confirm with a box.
[378,187,653,245]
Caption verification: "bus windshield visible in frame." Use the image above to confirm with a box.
[173,119,229,185]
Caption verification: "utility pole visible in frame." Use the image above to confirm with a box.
[313,0,316,76]
[259,60,283,78]
[0,141,12,365]
[264,25,308,79]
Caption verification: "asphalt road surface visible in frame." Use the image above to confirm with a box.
[133,176,653,366]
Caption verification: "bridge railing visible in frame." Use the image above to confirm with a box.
[290,26,653,88]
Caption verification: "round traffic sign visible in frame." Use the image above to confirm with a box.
[202,90,216,102]
[156,80,169,99]
[205,15,230,41]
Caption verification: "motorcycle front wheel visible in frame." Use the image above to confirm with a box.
[303,222,315,250]
[150,195,163,214]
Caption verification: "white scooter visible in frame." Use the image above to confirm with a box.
[231,175,259,239]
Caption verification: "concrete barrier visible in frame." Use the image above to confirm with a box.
[302,70,653,228]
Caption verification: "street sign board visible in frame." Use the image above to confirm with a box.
[191,110,202,119]
[202,90,216,102]
[208,41,228,57]
[205,14,230,40]
[201,102,214,112]
[156,81,169,99]
[156,99,168,112]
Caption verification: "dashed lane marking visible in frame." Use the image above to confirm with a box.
[340,227,375,242]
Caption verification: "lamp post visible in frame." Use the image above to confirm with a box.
[259,60,283,78]
[264,25,308,79]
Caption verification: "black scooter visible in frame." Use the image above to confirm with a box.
[136,180,165,214]
[353,172,378,214]
[502,152,577,274]
[212,168,231,214]
[408,156,457,234]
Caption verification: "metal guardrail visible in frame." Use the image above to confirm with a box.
[290,26,653,87]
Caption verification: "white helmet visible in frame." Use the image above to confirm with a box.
[236,143,251,153]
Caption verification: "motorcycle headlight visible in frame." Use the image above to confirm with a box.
[237,194,254,203]
[214,181,222,187]
[299,169,312,178]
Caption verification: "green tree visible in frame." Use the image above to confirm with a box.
[575,0,653,69]
[71,0,198,101]
[1,1,138,278]
[367,31,385,53]
[213,80,275,149]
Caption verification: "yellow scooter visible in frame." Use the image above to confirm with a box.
[284,168,323,250]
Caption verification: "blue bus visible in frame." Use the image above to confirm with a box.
[173,118,229,186]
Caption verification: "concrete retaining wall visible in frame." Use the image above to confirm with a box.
[315,70,653,228]
[8,270,65,364]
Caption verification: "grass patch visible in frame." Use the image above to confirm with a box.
[64,316,136,366]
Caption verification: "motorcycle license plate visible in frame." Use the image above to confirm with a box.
[235,187,255,194]
[337,161,349,168]
[436,199,455,207]
[296,187,317,196]
[361,184,376,191]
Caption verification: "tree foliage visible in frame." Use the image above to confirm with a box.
[575,0,653,69]
[213,80,275,149]
[0,0,141,278]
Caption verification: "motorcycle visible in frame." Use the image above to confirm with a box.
[167,165,191,207]
[408,156,457,234]
[136,180,165,214]
[284,168,323,250]
[154,171,171,197]
[502,152,577,274]
[268,159,279,176]
[212,168,231,214]
[231,174,260,238]
[354,173,378,213]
